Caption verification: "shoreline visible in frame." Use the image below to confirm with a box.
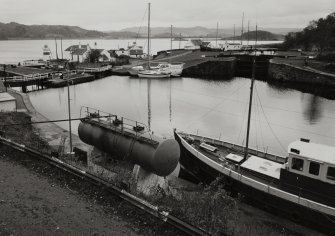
[7,88,90,153]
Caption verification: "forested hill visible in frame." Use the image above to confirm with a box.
[283,12,335,52]
[223,30,284,41]
[0,22,106,40]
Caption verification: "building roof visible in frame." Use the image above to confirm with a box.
[72,48,89,56]
[0,92,16,102]
[288,140,335,165]
[65,44,89,52]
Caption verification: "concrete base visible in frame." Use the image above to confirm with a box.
[87,147,117,182]
[130,164,199,199]
[131,165,167,196]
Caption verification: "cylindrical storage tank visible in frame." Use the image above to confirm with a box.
[78,121,180,176]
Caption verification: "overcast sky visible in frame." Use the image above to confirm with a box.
[1,0,334,30]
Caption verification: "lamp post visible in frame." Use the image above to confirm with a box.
[66,64,73,153]
[3,64,7,92]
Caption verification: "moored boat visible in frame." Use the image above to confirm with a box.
[174,130,335,233]
[128,65,144,76]
[174,26,335,234]
[138,69,171,78]
[155,62,184,77]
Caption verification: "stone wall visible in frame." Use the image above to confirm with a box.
[268,60,335,87]
[182,58,236,78]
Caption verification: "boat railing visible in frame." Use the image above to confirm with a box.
[76,65,112,73]
[80,106,157,146]
[184,132,286,163]
[0,73,50,82]
[235,165,335,206]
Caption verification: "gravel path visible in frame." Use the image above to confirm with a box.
[0,157,139,236]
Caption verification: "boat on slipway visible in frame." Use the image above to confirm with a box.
[138,69,171,78]
[152,62,184,77]
[129,3,179,79]
[174,28,335,234]
[128,65,145,76]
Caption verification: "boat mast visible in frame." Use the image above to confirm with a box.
[216,22,218,47]
[244,24,257,159]
[61,37,63,60]
[147,3,151,68]
[170,25,173,51]
[55,38,59,60]
[241,12,244,45]
[247,20,250,46]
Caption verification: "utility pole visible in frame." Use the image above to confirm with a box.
[233,24,235,43]
[179,33,181,49]
[66,64,73,153]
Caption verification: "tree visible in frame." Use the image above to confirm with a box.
[283,12,335,52]
[86,49,102,63]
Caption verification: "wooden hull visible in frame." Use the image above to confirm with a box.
[174,130,335,234]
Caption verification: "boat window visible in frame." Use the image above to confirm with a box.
[309,161,320,176]
[291,157,304,171]
[326,167,335,181]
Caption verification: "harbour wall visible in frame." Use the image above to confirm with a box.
[182,58,236,78]
[268,60,335,87]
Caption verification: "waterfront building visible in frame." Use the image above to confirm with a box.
[64,44,91,62]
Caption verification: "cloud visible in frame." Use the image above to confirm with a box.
[0,0,333,30]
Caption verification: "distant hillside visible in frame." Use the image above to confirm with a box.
[105,31,139,39]
[0,22,106,40]
[120,26,300,38]
[0,22,301,40]
[223,30,285,41]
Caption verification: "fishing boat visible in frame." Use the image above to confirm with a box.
[174,28,335,234]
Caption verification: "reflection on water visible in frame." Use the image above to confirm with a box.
[147,79,151,130]
[303,95,322,124]
[29,75,335,156]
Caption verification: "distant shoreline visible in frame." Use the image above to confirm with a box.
[0,37,283,41]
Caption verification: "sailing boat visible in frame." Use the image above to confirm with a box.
[174,27,335,233]
[137,3,171,79]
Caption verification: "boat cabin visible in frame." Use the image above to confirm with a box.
[286,139,335,184]
[280,139,335,206]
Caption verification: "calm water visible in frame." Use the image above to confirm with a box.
[29,75,335,156]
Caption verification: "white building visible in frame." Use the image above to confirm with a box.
[64,44,91,62]
[128,42,144,58]
[0,93,16,112]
